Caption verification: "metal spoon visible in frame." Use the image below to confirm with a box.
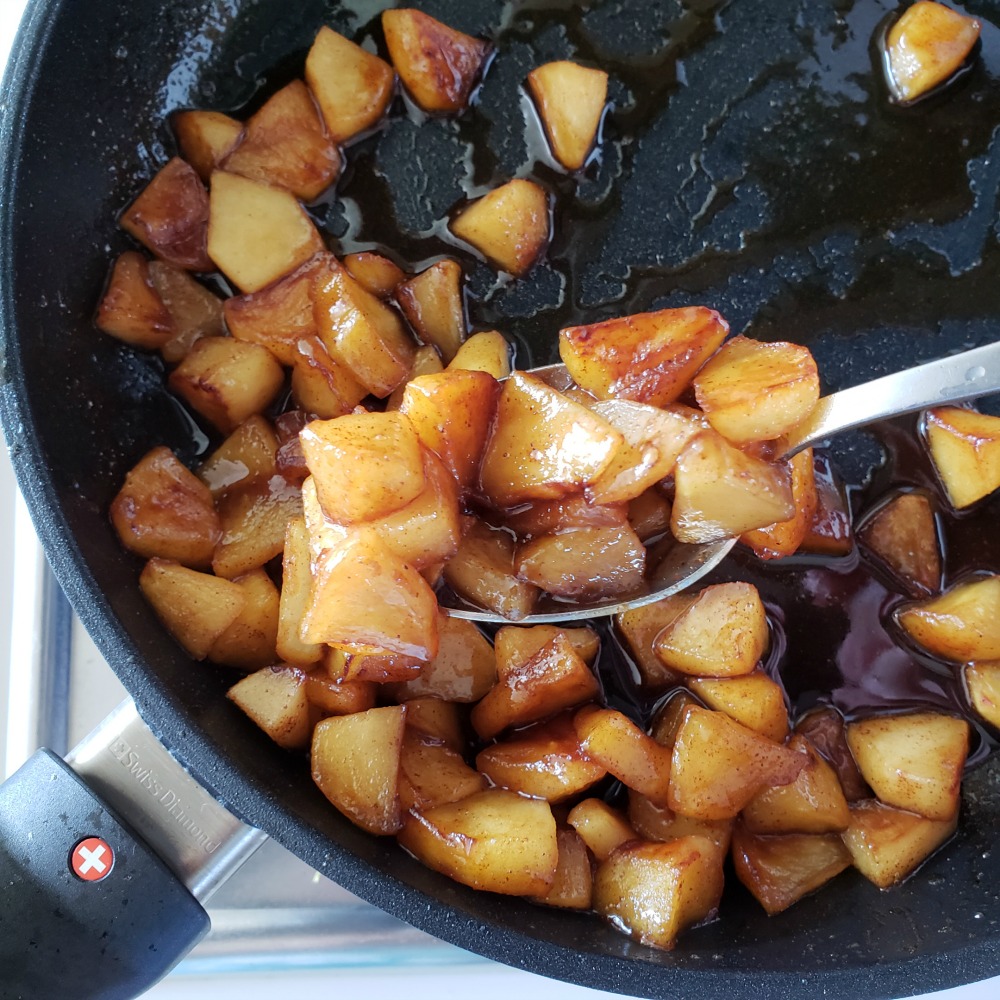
[443,339,1000,624]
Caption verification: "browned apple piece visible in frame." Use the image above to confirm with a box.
[169,337,285,435]
[741,448,818,560]
[447,330,512,378]
[687,671,789,743]
[925,406,1000,509]
[395,259,466,362]
[965,662,1000,728]
[593,837,725,951]
[801,456,854,556]
[139,558,244,659]
[303,674,377,716]
[628,489,673,542]
[450,180,550,277]
[652,582,768,678]
[386,614,496,702]
[884,0,981,103]
[567,798,637,861]
[574,707,673,805]
[401,696,467,752]
[470,632,600,740]
[212,473,303,579]
[228,665,314,750]
[669,706,807,820]
[173,110,243,182]
[841,798,958,888]
[208,569,280,670]
[649,691,701,749]
[385,345,445,412]
[476,713,606,802]
[693,336,820,444]
[275,411,311,482]
[494,624,600,676]
[96,252,173,350]
[559,306,728,406]
[398,730,485,812]
[742,734,851,834]
[671,430,795,543]
[627,791,733,853]
[479,371,623,507]
[846,713,968,821]
[732,825,852,915]
[303,528,439,660]
[208,171,324,293]
[197,415,278,500]
[527,61,608,171]
[532,827,593,909]
[858,490,941,595]
[291,337,371,420]
[515,524,646,601]
[276,517,324,668]
[795,707,869,802]
[324,646,422,684]
[147,261,226,363]
[896,575,1000,661]
[399,369,501,493]
[305,25,396,143]
[300,410,425,524]
[314,257,416,397]
[121,157,212,271]
[504,496,627,538]
[398,788,558,895]
[442,520,539,620]
[616,596,693,688]
[342,253,406,302]
[110,446,220,568]
[312,705,406,835]
[382,8,489,113]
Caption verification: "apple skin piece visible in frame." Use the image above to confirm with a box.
[924,406,1000,510]
[382,8,490,114]
[896,575,1000,662]
[527,60,608,171]
[96,252,174,350]
[172,109,243,182]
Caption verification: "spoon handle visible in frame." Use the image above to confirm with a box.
[783,339,1000,456]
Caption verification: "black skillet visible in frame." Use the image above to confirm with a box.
[3,0,1000,997]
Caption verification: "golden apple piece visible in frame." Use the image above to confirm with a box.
[470,632,600,740]
[395,259,466,362]
[925,406,1000,509]
[300,410,425,524]
[532,827,593,910]
[527,60,608,171]
[627,792,733,853]
[669,706,807,820]
[397,789,558,896]
[732,825,852,916]
[476,713,606,802]
[228,665,314,750]
[324,646,422,684]
[801,458,854,556]
[303,675,376,716]
[884,0,981,103]
[687,671,789,743]
[450,179,550,277]
[896,575,1000,661]
[593,837,725,951]
[858,490,941,595]
[343,251,406,298]
[693,336,819,444]
[302,529,439,661]
[447,329,512,378]
[566,798,637,861]
[96,252,173,350]
[381,8,489,114]
[616,596,694,688]
[221,80,340,201]
[208,569,280,671]
[401,696,467,752]
[574,707,673,805]
[845,713,968,821]
[442,519,540,620]
[649,691,701,749]
[314,257,416,397]
[559,306,729,407]
[312,705,406,835]
[275,411,312,482]
[399,369,501,494]
[742,734,851,834]
[110,446,221,569]
[741,448,818,560]
[120,157,212,271]
[139,558,245,660]
[276,517,324,668]
[628,489,673,542]
[173,109,243,182]
[841,798,958,888]
[398,729,485,812]
[494,624,600,676]
[795,707,869,802]
[965,662,1000,728]
[671,430,795,543]
[386,345,445,412]
[147,261,226,363]
[504,495,627,538]
[652,581,768,678]
[305,25,396,143]
[197,415,278,500]
[169,336,285,435]
[207,171,324,293]
[479,371,623,507]
[291,336,371,420]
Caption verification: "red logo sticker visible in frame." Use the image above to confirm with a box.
[71,836,114,882]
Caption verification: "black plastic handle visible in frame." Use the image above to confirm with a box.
[0,749,210,1000]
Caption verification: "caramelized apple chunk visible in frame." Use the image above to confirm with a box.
[925,406,1000,509]
[965,662,1000,728]
[687,671,789,743]
[96,252,174,350]
[858,490,941,595]
[228,665,313,750]
[447,329,512,378]
[567,798,637,861]
[527,61,608,170]
[897,575,1000,661]
[740,448,818,560]
[173,110,243,182]
[395,259,466,362]
[208,569,280,671]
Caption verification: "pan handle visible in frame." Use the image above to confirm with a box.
[0,701,266,999]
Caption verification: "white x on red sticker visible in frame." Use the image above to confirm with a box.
[71,836,114,882]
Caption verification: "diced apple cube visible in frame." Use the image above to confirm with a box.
[649,691,701,749]
[228,665,314,750]
[197,415,278,499]
[505,495,628,538]
[741,448,818,560]
[687,670,789,743]
[395,259,466,362]
[616,596,693,688]
[628,489,673,542]
[208,569,280,671]
[447,329,512,378]
[173,109,243,182]
[567,798,636,861]
[398,730,485,812]
[532,827,593,909]
[795,707,869,802]
[291,336,370,420]
[276,517,324,668]
[859,490,941,595]
[494,624,600,676]
[965,662,1000,728]
[324,646,422,685]
[897,575,1000,661]
[925,406,1000,510]
[627,791,733,853]
[96,252,173,350]
[303,674,376,716]
[801,456,854,556]
[148,261,226,362]
[527,60,608,171]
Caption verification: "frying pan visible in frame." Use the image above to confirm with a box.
[3,0,1000,996]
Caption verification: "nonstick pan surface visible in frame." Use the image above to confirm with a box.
[3,0,1000,996]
